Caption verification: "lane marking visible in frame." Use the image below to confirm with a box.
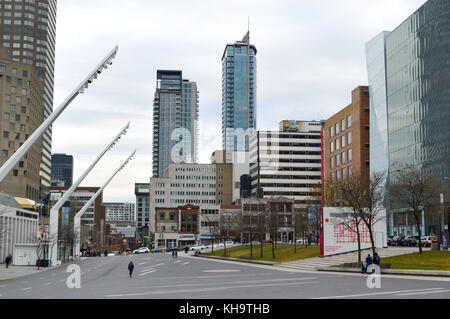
[105,280,319,297]
[181,262,190,265]
[43,282,52,286]
[153,263,165,267]
[173,261,181,264]
[21,287,32,291]
[314,288,444,299]
[139,270,156,276]
[203,270,240,273]
[395,289,450,296]
[138,262,152,265]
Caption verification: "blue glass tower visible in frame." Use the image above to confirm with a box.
[152,70,198,178]
[222,32,257,151]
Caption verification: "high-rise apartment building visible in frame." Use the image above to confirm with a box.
[366,0,450,237]
[323,86,370,205]
[249,121,323,210]
[50,153,73,187]
[0,0,57,200]
[152,70,198,178]
[0,47,43,201]
[222,32,257,151]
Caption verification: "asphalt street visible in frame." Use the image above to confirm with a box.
[1,253,450,299]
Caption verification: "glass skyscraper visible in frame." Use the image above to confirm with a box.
[222,32,257,151]
[51,153,73,187]
[365,31,391,178]
[367,0,450,236]
[152,70,198,178]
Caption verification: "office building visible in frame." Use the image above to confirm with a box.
[149,162,233,235]
[104,202,135,222]
[366,0,450,236]
[323,86,370,205]
[0,47,43,201]
[0,0,58,200]
[222,32,257,151]
[249,120,323,210]
[152,70,199,178]
[50,153,73,187]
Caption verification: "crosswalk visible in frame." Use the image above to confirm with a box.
[276,247,426,271]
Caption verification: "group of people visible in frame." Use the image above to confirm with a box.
[361,252,381,274]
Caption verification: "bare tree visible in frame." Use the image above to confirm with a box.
[389,164,440,253]
[204,215,219,255]
[267,203,278,259]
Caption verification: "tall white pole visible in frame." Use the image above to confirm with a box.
[74,150,136,258]
[49,123,130,265]
[0,46,118,184]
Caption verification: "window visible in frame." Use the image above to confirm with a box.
[336,138,340,150]
[335,122,339,134]
[341,118,346,131]
[348,149,352,162]
[342,168,346,179]
[330,141,334,153]
[329,126,334,138]
[341,135,345,148]
[347,132,352,145]
[330,157,334,169]
[347,115,352,128]
[336,154,340,167]
[342,151,346,164]
[348,166,352,177]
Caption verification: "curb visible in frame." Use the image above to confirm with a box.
[317,267,450,277]
[194,254,280,266]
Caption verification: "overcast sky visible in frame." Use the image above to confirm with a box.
[51,0,427,203]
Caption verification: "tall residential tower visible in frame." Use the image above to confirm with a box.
[222,32,257,151]
[0,0,57,200]
[152,70,198,178]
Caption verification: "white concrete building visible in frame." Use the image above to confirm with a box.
[249,120,323,210]
[0,193,39,265]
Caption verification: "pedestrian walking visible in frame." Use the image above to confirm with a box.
[5,254,12,268]
[373,252,380,265]
[172,250,175,259]
[185,246,189,254]
[128,261,134,278]
[175,249,178,259]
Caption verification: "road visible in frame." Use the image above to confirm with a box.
[1,253,450,299]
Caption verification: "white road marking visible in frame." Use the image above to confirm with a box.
[138,262,152,265]
[181,262,190,265]
[314,288,445,299]
[153,263,165,267]
[139,270,156,276]
[43,282,52,286]
[202,270,240,273]
[173,261,181,264]
[105,280,319,297]
[395,289,450,296]
[21,287,32,291]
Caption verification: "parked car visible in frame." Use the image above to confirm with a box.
[151,247,164,253]
[107,251,119,256]
[403,236,418,247]
[167,246,183,252]
[133,247,149,254]
[262,239,273,244]
[295,239,304,244]
[224,241,234,245]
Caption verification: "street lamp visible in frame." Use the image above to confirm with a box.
[440,177,449,250]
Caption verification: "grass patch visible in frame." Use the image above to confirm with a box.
[209,244,320,263]
[380,251,450,271]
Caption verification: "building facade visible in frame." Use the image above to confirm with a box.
[0,192,39,265]
[0,47,43,201]
[134,183,149,242]
[222,32,257,151]
[104,202,135,222]
[152,70,199,178]
[0,0,58,199]
[249,121,323,210]
[323,86,370,205]
[50,153,73,187]
[366,0,450,236]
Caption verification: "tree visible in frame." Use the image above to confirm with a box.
[389,164,441,253]
[204,215,220,255]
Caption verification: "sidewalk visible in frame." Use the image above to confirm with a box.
[0,265,52,281]
[317,266,450,278]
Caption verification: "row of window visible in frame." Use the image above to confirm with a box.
[330,166,353,182]
[330,149,353,168]
[330,114,352,137]
[330,131,352,153]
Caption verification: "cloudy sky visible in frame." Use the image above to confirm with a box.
[51,0,427,203]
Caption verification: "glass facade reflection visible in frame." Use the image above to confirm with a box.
[385,0,450,235]
[152,71,198,178]
[222,33,257,151]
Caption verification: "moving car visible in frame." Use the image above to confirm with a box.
[133,247,150,254]
[151,247,164,253]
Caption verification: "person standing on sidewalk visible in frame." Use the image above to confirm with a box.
[5,254,12,268]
